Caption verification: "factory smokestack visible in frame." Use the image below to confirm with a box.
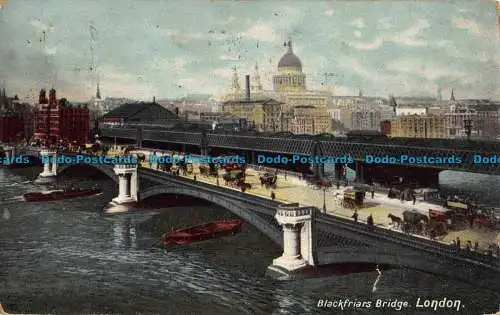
[245,75,250,101]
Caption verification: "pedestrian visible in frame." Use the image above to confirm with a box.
[412,194,416,205]
[193,174,197,181]
[456,237,461,250]
[336,182,340,189]
[465,240,471,251]
[216,177,220,186]
[271,191,276,200]
[371,188,375,199]
[352,209,358,223]
[367,214,374,227]
[474,241,478,252]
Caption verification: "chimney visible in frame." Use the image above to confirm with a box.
[153,96,156,104]
[245,75,250,101]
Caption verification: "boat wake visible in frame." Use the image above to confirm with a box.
[0,196,25,205]
[372,265,382,292]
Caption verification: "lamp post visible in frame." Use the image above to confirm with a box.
[317,179,332,214]
[464,118,472,141]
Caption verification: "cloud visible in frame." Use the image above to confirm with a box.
[377,18,393,30]
[387,59,464,81]
[349,19,430,50]
[44,46,58,56]
[325,9,334,17]
[453,17,484,36]
[164,29,204,44]
[436,40,461,59]
[239,23,276,42]
[349,18,365,28]
[219,54,240,61]
[219,16,236,26]
[391,19,430,46]
[350,37,383,51]
[99,64,158,100]
[30,19,54,34]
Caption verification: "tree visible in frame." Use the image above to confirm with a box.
[58,98,69,107]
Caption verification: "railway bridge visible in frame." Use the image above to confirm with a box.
[6,145,500,290]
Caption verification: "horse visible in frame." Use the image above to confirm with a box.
[388,213,402,229]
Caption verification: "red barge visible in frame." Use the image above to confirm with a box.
[163,220,243,246]
[24,187,101,202]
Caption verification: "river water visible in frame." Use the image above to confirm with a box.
[0,167,498,315]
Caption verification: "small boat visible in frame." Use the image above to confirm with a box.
[163,220,243,246]
[24,186,101,202]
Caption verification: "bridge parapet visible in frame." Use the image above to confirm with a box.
[317,213,499,268]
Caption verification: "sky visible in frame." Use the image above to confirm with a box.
[0,0,498,102]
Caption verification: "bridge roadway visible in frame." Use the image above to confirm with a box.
[10,146,500,287]
[100,126,500,175]
[130,148,498,254]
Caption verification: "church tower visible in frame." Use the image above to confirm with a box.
[251,63,263,92]
[449,88,457,112]
[231,67,241,93]
[92,81,107,116]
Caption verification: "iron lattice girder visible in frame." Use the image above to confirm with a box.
[142,130,202,145]
[99,128,500,174]
[319,140,500,174]
[207,134,314,155]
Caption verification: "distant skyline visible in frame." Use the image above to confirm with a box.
[0,0,498,102]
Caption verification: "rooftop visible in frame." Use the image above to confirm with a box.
[102,102,179,120]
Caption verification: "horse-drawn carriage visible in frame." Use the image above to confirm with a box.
[401,209,428,234]
[223,169,251,191]
[427,207,453,236]
[342,188,365,209]
[259,172,277,189]
[199,163,219,177]
[173,157,193,175]
[158,155,173,172]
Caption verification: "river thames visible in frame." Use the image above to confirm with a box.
[0,167,498,315]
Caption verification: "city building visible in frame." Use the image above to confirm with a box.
[380,120,391,135]
[221,78,286,132]
[445,90,500,139]
[390,114,448,138]
[33,89,90,145]
[99,101,180,128]
[221,39,331,134]
[157,95,218,115]
[395,107,427,116]
[0,89,35,143]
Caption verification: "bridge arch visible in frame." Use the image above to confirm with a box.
[57,164,119,183]
[139,185,283,246]
[318,247,498,287]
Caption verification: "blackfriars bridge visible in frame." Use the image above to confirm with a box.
[4,146,500,290]
[99,127,500,176]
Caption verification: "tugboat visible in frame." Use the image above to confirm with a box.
[163,220,243,246]
[24,184,101,202]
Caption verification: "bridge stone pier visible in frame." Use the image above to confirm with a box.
[108,164,139,207]
[267,203,318,278]
[2,146,16,160]
[35,149,58,183]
